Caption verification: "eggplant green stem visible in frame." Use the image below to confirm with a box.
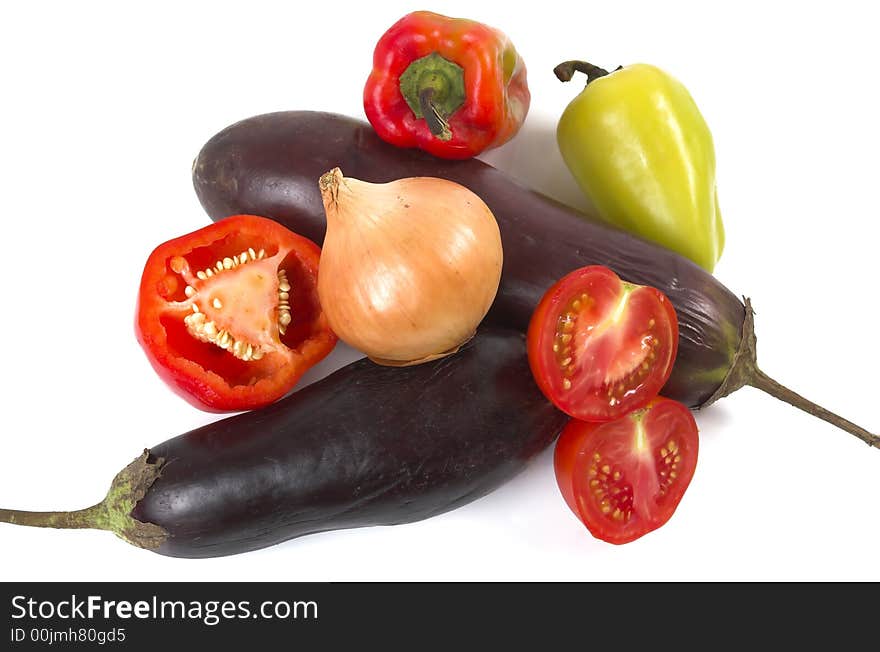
[0,503,104,529]
[0,450,168,549]
[705,298,879,448]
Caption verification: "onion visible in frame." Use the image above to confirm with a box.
[317,167,503,366]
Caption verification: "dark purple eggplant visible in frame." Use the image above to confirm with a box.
[0,327,567,558]
[191,110,876,447]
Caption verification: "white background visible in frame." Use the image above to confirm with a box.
[1,0,878,582]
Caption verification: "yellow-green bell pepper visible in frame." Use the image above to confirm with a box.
[555,60,724,272]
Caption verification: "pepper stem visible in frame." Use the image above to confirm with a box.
[0,450,169,548]
[399,52,465,142]
[419,87,452,141]
[705,298,879,448]
[554,60,613,85]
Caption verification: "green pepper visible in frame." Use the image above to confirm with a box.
[554,60,724,272]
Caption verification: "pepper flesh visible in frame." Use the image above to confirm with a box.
[363,10,530,160]
[135,215,337,412]
[556,62,724,272]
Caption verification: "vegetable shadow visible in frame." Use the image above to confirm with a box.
[478,111,598,219]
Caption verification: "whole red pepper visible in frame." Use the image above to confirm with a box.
[363,10,530,160]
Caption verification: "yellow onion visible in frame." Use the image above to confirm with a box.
[317,167,503,366]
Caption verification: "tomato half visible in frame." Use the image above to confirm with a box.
[554,398,699,544]
[136,214,337,412]
[527,265,678,422]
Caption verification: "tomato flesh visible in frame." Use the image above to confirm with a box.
[554,398,699,544]
[527,265,678,421]
[136,215,337,412]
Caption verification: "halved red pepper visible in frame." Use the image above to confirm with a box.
[136,215,337,412]
[363,10,530,160]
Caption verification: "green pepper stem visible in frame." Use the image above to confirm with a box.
[419,87,452,141]
[705,298,879,448]
[554,60,612,85]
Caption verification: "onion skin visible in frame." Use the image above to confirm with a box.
[317,167,503,365]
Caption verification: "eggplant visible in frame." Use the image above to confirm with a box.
[191,110,876,447]
[0,328,567,558]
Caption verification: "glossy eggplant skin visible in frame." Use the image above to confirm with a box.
[192,111,745,407]
[131,327,566,558]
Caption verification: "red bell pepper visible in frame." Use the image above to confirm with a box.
[363,10,531,160]
[136,215,337,412]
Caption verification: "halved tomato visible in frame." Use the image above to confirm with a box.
[136,214,337,412]
[527,265,678,422]
[555,397,699,544]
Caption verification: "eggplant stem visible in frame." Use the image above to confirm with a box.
[707,298,879,448]
[0,503,105,530]
[0,450,169,548]
[748,368,878,447]
[419,87,452,141]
